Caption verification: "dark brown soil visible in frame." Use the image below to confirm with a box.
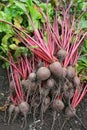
[0,63,87,130]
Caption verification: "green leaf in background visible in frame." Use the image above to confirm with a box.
[15,47,28,57]
[82,39,87,53]
[2,33,13,44]
[4,4,24,21]
[0,43,9,52]
[20,0,27,2]
[13,15,23,27]
[27,0,33,7]
[14,1,27,13]
[9,44,18,50]
[0,2,5,10]
[80,18,87,29]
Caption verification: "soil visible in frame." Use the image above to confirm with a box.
[0,62,87,130]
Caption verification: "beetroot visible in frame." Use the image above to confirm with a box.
[64,88,74,99]
[46,78,55,88]
[21,79,30,90]
[67,66,75,79]
[12,106,20,122]
[36,67,51,80]
[57,49,67,62]
[65,107,76,117]
[19,101,29,129]
[19,101,29,115]
[28,72,36,82]
[8,104,15,124]
[53,99,64,111]
[62,67,67,78]
[37,61,44,68]
[49,62,63,78]
[73,76,80,87]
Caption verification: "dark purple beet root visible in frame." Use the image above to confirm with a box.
[19,101,29,115]
[36,67,51,81]
[65,107,76,117]
[12,106,20,122]
[28,72,36,82]
[64,88,74,99]
[67,66,75,79]
[53,99,65,111]
[21,79,30,90]
[49,62,63,78]
[73,76,80,87]
[8,104,15,124]
[63,67,67,78]
[37,61,44,68]
[46,78,55,88]
[57,49,67,62]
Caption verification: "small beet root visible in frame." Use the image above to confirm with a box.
[73,76,80,87]
[28,72,36,82]
[21,79,30,90]
[64,88,74,99]
[63,67,67,78]
[46,78,55,88]
[36,67,51,81]
[37,61,44,68]
[12,106,20,122]
[49,62,63,78]
[19,101,29,130]
[65,107,76,117]
[8,104,15,124]
[67,66,75,79]
[53,99,64,111]
[57,49,67,62]
[19,101,29,115]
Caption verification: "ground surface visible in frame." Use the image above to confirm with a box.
[0,63,87,130]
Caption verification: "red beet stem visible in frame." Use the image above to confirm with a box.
[71,85,87,108]
[10,65,21,103]
[75,85,87,107]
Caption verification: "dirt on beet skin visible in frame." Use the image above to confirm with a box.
[0,63,87,130]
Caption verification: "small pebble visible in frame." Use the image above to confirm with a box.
[57,113,60,117]
[75,120,78,124]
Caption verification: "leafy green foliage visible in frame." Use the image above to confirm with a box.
[78,39,87,82]
[70,0,87,27]
[14,47,29,57]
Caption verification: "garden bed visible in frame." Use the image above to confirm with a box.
[0,63,87,130]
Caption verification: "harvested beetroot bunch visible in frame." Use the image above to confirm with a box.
[7,52,87,130]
